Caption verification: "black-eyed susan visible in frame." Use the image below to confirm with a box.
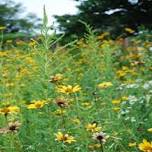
[92,132,109,143]
[0,121,21,134]
[27,100,46,109]
[55,132,76,144]
[138,139,152,152]
[0,106,20,116]
[86,123,102,133]
[57,85,81,94]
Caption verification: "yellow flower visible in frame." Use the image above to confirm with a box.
[5,83,14,87]
[0,51,8,57]
[98,32,109,40]
[55,132,76,144]
[147,128,152,133]
[0,106,20,115]
[125,28,135,34]
[71,118,81,125]
[57,85,81,94]
[113,107,120,112]
[112,99,121,105]
[6,40,12,43]
[116,70,127,78]
[81,102,92,108]
[88,144,101,150]
[0,26,6,30]
[54,109,66,116]
[98,82,113,89]
[139,139,152,152]
[121,96,128,101]
[27,100,46,109]
[128,142,136,147]
[86,123,102,133]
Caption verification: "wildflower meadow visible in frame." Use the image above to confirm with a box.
[0,12,152,152]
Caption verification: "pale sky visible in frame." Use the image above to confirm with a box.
[14,0,78,24]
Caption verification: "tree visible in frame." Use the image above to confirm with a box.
[55,0,152,38]
[0,0,40,35]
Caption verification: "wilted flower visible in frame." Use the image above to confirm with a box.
[55,98,68,108]
[49,74,63,83]
[92,132,109,143]
[0,121,21,134]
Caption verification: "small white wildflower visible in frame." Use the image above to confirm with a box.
[143,80,152,89]
[135,79,143,83]
[126,84,139,89]
[131,117,136,122]
[146,95,151,102]
[121,110,130,115]
[128,95,138,103]
[149,47,152,53]
[125,117,130,121]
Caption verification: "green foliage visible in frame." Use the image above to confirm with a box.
[0,8,152,151]
[55,0,152,39]
[0,0,40,41]
[0,25,152,151]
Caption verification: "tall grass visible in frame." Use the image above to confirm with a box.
[0,12,152,152]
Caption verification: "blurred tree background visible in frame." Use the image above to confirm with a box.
[1,0,152,43]
[55,0,152,40]
[0,0,41,41]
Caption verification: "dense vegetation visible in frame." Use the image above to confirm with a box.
[0,21,152,151]
[0,1,152,152]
